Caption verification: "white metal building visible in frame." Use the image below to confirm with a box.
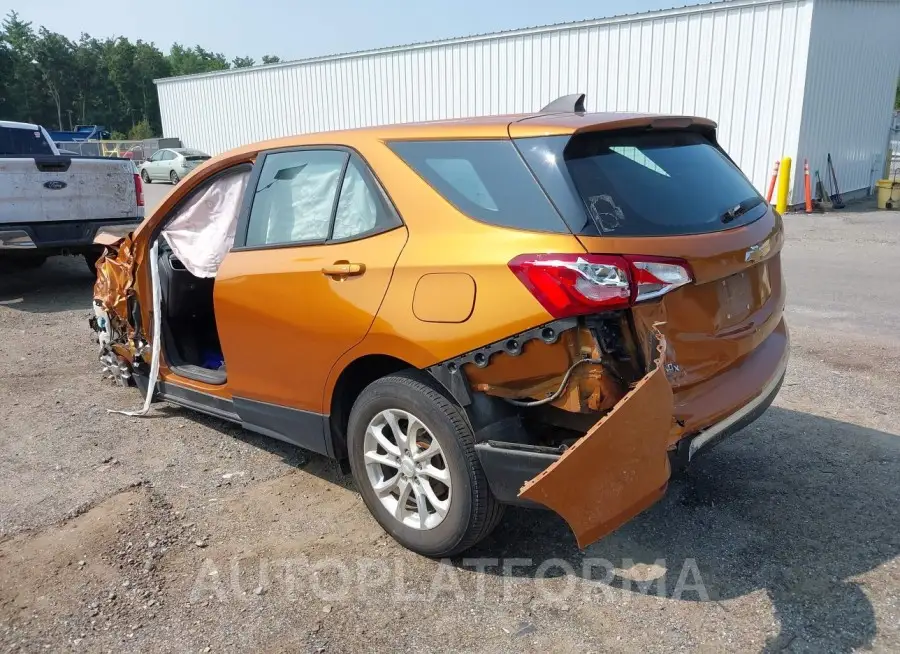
[156,0,900,204]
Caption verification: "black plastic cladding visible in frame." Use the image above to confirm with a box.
[426,318,578,407]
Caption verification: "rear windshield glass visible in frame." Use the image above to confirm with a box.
[180,149,210,160]
[388,139,568,233]
[0,126,54,156]
[516,131,766,237]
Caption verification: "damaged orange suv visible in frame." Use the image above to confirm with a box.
[91,94,788,557]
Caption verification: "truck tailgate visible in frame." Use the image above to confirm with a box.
[0,156,139,225]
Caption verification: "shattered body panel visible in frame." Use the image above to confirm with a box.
[517,334,674,548]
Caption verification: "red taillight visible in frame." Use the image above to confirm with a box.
[133,173,144,207]
[623,255,693,303]
[509,253,692,318]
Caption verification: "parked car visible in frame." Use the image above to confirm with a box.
[0,120,144,272]
[138,148,211,184]
[91,95,788,557]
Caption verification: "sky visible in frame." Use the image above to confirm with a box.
[1,0,707,63]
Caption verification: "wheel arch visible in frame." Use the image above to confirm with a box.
[327,353,418,459]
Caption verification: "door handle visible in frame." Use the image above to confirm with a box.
[322,261,366,278]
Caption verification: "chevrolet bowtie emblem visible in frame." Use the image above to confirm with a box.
[745,239,771,263]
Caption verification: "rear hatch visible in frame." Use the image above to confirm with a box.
[513,124,787,437]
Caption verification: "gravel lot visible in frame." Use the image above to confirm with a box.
[1,194,898,653]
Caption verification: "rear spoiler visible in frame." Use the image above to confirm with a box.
[516,93,718,138]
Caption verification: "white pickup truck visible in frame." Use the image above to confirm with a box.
[0,120,144,272]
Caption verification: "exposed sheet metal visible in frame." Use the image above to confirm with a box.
[108,239,161,417]
[518,333,674,549]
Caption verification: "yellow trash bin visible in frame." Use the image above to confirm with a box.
[876,179,900,209]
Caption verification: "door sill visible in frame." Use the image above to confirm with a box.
[169,363,226,385]
[158,381,240,422]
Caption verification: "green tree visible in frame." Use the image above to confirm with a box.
[261,54,281,64]
[32,27,75,129]
[128,119,153,140]
[1,11,40,122]
[0,11,281,136]
[168,43,230,76]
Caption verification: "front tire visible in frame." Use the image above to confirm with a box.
[347,370,504,557]
[141,169,151,184]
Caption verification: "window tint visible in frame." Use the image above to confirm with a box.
[246,149,347,247]
[0,126,54,156]
[516,131,765,237]
[332,158,400,240]
[388,140,568,233]
[163,151,177,161]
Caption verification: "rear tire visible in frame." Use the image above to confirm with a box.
[170,170,179,184]
[347,370,504,557]
[141,169,151,184]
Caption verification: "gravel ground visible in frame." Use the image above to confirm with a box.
[1,198,898,653]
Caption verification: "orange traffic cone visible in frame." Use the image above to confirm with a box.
[766,160,780,205]
[804,159,813,213]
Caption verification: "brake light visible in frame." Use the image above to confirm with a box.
[508,253,692,318]
[623,255,693,303]
[133,173,144,207]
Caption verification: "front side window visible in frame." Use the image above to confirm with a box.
[245,149,348,246]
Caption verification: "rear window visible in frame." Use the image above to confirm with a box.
[516,131,766,237]
[388,139,568,233]
[0,126,54,156]
[181,149,210,161]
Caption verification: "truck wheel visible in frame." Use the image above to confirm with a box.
[347,370,504,557]
[141,169,151,184]
[170,170,180,184]
[15,254,47,270]
[84,251,101,275]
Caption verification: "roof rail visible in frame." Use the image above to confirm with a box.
[540,93,586,113]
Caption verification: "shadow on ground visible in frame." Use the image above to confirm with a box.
[0,256,94,313]
[136,388,898,652]
[461,406,899,652]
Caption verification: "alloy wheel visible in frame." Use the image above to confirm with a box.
[363,408,452,530]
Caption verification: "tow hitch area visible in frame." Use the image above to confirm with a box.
[518,333,674,548]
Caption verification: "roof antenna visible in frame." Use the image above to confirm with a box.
[540,93,586,114]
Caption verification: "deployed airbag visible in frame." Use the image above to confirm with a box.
[161,170,250,278]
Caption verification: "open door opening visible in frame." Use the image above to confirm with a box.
[157,239,225,384]
[155,165,252,384]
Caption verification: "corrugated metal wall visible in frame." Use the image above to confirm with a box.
[157,0,817,194]
[795,0,900,200]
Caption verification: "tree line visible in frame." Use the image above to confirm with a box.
[0,11,281,140]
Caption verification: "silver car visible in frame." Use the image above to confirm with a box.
[138,148,210,184]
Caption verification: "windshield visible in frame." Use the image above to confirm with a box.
[0,126,54,156]
[515,130,766,237]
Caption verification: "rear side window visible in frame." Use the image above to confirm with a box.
[516,131,766,237]
[388,140,568,233]
[0,126,54,156]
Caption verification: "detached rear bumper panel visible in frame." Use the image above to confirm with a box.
[517,337,674,549]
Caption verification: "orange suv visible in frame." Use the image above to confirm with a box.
[92,95,788,557]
